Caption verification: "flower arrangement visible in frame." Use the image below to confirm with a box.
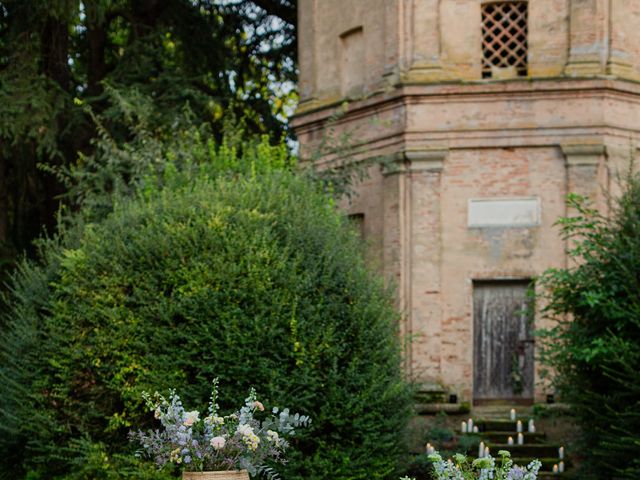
[402,450,541,480]
[130,379,310,478]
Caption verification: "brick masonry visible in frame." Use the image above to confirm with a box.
[293,0,640,403]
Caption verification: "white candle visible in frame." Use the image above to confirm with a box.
[473,426,479,433]
[510,408,516,421]
[484,446,490,458]
[517,432,524,445]
[468,418,474,432]
[559,461,565,473]
[461,421,467,433]
[528,419,535,433]
[426,443,432,454]
[516,420,523,433]
[478,441,485,458]
[507,436,514,446]
[553,464,559,474]
[559,446,565,459]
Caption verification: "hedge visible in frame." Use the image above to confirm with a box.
[0,170,412,480]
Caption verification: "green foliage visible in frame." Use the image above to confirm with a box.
[0,164,411,479]
[404,414,481,480]
[404,454,435,480]
[48,92,293,222]
[538,181,640,479]
[0,0,297,272]
[46,438,176,480]
[304,102,394,202]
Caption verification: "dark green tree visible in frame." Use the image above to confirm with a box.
[538,180,640,479]
[0,0,296,274]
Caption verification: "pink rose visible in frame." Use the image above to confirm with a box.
[210,436,226,449]
[253,401,265,411]
[183,411,199,426]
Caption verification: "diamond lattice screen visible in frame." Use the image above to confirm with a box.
[481,1,528,78]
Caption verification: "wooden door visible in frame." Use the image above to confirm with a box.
[473,281,534,403]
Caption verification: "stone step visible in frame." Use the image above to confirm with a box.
[478,431,546,444]
[414,381,447,403]
[474,419,537,432]
[481,444,561,458]
[472,405,534,419]
[415,403,470,415]
[417,407,572,477]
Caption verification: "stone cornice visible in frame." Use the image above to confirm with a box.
[404,149,447,173]
[382,148,447,176]
[561,143,607,166]
[292,77,640,131]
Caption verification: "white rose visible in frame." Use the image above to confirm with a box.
[236,424,253,436]
[210,436,226,450]
[183,410,200,426]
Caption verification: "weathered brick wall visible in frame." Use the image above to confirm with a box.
[294,1,640,403]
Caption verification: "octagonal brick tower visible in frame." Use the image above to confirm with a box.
[292,0,640,405]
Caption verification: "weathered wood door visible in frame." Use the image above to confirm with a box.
[473,281,534,402]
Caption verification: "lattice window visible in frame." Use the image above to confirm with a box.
[481,1,528,79]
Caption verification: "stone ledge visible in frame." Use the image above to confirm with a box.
[415,403,471,415]
[292,76,640,129]
[561,143,606,166]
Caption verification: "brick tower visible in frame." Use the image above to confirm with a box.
[292,0,640,404]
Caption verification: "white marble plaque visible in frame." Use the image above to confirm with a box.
[468,198,540,228]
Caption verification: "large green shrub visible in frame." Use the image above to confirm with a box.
[0,170,411,479]
[539,179,640,479]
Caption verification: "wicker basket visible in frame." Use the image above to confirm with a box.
[182,471,250,480]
